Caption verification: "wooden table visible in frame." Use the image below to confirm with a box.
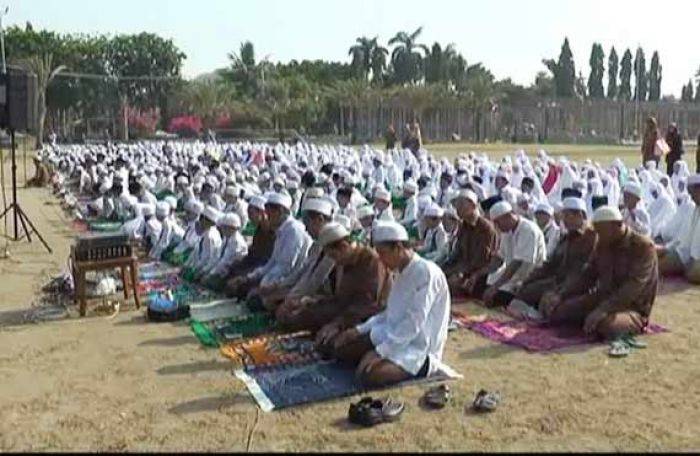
[70,246,141,317]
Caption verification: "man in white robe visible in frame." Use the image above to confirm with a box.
[331,221,450,387]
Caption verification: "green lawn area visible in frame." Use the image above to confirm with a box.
[373,142,643,168]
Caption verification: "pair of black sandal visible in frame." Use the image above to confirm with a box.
[348,397,405,427]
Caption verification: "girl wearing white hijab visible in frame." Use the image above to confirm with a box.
[648,181,677,240]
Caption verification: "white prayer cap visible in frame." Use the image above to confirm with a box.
[623,182,643,199]
[218,212,241,228]
[305,187,324,199]
[142,203,156,217]
[357,205,375,220]
[592,205,623,223]
[302,198,333,217]
[687,174,700,187]
[444,206,459,220]
[176,176,189,185]
[424,204,445,218]
[248,195,267,211]
[224,185,239,197]
[403,180,418,194]
[156,201,170,217]
[334,214,353,231]
[99,181,112,194]
[164,196,178,211]
[373,188,391,202]
[318,222,350,248]
[185,200,204,215]
[534,202,554,216]
[265,192,292,210]
[202,205,221,223]
[562,197,586,213]
[287,180,299,190]
[372,221,408,243]
[451,189,478,205]
[489,201,513,220]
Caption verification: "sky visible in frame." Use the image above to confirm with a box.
[5,0,699,96]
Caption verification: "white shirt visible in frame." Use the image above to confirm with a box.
[375,205,395,221]
[542,221,562,258]
[207,231,248,277]
[145,218,163,248]
[173,220,199,254]
[186,226,223,273]
[418,224,448,257]
[150,216,185,259]
[357,253,450,376]
[622,206,652,237]
[399,195,418,226]
[488,217,547,293]
[249,216,312,288]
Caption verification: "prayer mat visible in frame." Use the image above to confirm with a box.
[220,331,316,368]
[139,261,182,280]
[189,298,251,323]
[392,195,407,210]
[235,359,462,412]
[88,221,123,232]
[452,313,668,352]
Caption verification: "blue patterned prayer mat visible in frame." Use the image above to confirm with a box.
[235,359,461,412]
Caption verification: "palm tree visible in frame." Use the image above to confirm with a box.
[224,41,259,98]
[370,42,389,85]
[462,63,500,141]
[388,27,429,85]
[19,53,67,148]
[348,36,374,80]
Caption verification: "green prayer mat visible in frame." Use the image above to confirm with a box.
[155,190,175,201]
[88,220,123,232]
[166,249,191,266]
[190,320,219,347]
[392,195,407,210]
[407,225,420,240]
[190,312,276,347]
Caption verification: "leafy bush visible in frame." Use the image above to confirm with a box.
[167,115,203,138]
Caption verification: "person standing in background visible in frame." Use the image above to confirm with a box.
[641,117,659,166]
[664,123,684,176]
[385,123,397,150]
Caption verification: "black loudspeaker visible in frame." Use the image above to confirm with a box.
[0,67,39,134]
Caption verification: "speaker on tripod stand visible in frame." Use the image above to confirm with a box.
[0,65,52,253]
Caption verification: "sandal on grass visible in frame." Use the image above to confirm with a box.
[622,335,647,349]
[472,389,501,413]
[608,340,631,358]
[348,397,405,427]
[422,384,450,409]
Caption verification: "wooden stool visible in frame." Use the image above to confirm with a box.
[71,246,141,317]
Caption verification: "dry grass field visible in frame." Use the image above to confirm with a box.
[1,143,699,452]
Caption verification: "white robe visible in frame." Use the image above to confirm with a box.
[207,231,248,277]
[185,226,223,274]
[622,206,652,237]
[669,205,700,265]
[356,253,450,376]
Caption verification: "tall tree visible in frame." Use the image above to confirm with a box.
[424,42,458,86]
[633,47,647,101]
[618,48,633,101]
[348,36,375,79]
[18,53,66,147]
[648,51,662,101]
[542,37,576,98]
[587,43,605,98]
[388,27,429,85]
[575,71,587,99]
[607,47,618,100]
[223,41,259,99]
[680,80,694,102]
[370,42,389,84]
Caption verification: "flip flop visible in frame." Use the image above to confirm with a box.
[622,335,647,349]
[422,384,450,409]
[472,389,501,413]
[608,340,631,358]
